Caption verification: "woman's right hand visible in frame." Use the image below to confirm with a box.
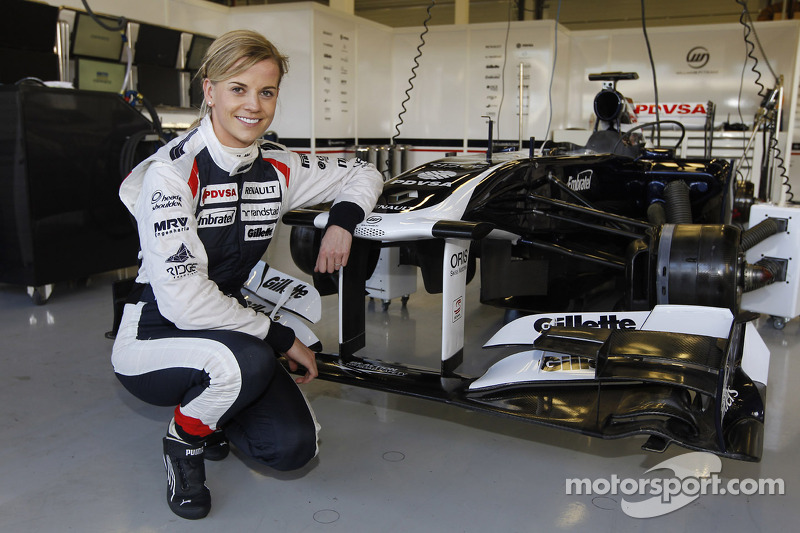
[282,337,319,384]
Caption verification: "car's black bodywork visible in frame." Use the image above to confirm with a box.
[281,143,773,462]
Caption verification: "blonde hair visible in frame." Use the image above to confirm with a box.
[190,30,289,128]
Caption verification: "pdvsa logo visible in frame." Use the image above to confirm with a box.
[686,46,709,69]
[201,183,238,206]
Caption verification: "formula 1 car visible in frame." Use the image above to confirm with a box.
[250,71,791,461]
[236,125,792,463]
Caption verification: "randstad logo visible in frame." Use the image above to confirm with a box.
[565,452,784,518]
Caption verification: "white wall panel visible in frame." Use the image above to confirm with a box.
[226,6,315,141]
[390,25,469,141]
[356,22,395,139]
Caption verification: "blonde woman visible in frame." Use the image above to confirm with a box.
[112,30,382,520]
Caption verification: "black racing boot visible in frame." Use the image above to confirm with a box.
[204,429,229,462]
[163,435,211,519]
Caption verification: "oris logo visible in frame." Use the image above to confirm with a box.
[365,215,382,224]
[686,46,709,69]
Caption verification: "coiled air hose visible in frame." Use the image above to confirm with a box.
[664,180,692,223]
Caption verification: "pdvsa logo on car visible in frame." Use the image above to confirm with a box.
[201,183,238,206]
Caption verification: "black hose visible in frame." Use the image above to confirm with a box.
[647,202,667,226]
[740,217,780,251]
[664,181,692,223]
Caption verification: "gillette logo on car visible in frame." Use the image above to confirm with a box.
[201,183,238,205]
[534,313,638,333]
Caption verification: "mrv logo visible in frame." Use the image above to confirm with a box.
[534,314,638,333]
[154,217,189,237]
[262,277,309,299]
[566,170,592,192]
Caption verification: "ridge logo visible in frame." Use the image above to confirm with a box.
[201,183,237,206]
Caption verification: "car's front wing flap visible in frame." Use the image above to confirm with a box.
[303,313,765,462]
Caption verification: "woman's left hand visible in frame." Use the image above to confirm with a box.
[314,225,352,273]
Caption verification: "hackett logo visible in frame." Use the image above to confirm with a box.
[201,183,238,206]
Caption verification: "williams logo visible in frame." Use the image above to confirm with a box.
[567,170,592,192]
[686,46,710,69]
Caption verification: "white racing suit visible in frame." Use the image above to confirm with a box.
[112,115,382,468]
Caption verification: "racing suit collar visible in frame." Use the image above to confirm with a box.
[198,114,260,177]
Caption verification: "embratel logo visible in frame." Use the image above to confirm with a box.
[686,46,710,69]
[197,207,236,228]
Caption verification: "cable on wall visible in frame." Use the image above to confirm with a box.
[495,0,514,141]
[735,0,792,203]
[81,0,127,31]
[541,0,562,153]
[640,0,660,145]
[391,0,435,148]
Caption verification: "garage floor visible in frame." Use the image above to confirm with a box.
[1,223,797,533]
